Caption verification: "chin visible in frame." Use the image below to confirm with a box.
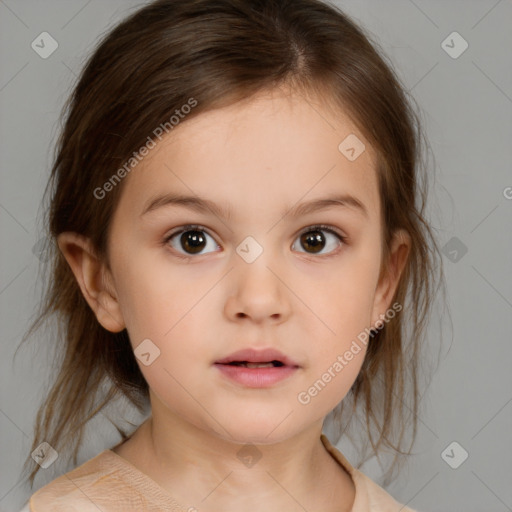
[208,412,300,446]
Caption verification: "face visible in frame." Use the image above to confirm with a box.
[98,88,403,445]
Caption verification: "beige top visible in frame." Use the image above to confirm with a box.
[24,434,417,511]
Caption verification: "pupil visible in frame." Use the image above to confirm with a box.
[301,231,324,253]
[181,231,206,253]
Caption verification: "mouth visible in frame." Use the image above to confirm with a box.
[214,348,299,388]
[214,347,299,367]
[224,360,285,368]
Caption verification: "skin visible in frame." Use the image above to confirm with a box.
[58,86,410,512]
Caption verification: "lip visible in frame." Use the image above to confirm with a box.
[214,348,300,388]
[214,348,299,367]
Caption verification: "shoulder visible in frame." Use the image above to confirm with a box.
[25,449,187,512]
[320,434,418,512]
[25,450,140,512]
[361,475,418,512]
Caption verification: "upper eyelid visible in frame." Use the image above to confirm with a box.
[300,224,346,237]
[166,224,216,240]
[166,223,346,235]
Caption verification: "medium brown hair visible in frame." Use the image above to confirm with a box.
[17,0,446,488]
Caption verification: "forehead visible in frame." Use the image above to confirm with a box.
[117,88,381,223]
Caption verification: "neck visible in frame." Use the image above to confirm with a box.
[118,409,354,512]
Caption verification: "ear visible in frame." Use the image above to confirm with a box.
[371,229,411,329]
[57,232,125,332]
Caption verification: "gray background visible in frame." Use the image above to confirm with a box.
[1,1,511,511]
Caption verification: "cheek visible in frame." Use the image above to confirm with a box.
[302,251,378,393]
[317,253,380,331]
[114,259,215,377]
[112,246,204,340]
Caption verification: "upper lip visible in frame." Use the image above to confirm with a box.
[214,348,300,367]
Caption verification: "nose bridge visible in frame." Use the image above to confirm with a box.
[235,233,280,289]
[227,233,289,321]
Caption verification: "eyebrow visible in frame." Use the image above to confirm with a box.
[140,192,369,220]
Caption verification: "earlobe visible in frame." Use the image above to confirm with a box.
[57,232,125,332]
[371,229,411,328]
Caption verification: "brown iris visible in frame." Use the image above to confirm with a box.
[300,230,325,253]
[180,230,207,254]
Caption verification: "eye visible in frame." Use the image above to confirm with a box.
[164,225,220,257]
[291,225,347,256]
[163,223,347,259]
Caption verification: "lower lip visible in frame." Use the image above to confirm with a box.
[214,363,298,388]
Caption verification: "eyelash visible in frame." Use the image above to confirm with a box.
[163,224,348,260]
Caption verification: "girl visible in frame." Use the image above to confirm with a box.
[18,0,444,510]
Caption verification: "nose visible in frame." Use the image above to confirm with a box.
[224,249,292,324]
